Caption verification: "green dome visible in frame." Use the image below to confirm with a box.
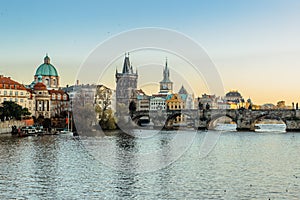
[35,55,59,77]
[35,63,58,76]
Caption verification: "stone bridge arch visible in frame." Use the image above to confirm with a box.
[207,113,237,129]
[131,112,151,126]
[165,110,199,128]
[250,112,287,131]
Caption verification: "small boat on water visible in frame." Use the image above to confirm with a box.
[13,126,45,137]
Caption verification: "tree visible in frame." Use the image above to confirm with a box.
[95,85,113,115]
[98,109,116,130]
[94,85,116,130]
[0,101,31,121]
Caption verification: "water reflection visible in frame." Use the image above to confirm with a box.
[114,134,138,199]
[0,131,299,199]
[31,136,59,199]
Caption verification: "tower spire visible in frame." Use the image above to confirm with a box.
[162,57,170,82]
[122,52,132,73]
[165,57,168,67]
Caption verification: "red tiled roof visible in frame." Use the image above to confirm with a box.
[0,75,27,90]
[49,89,65,94]
[34,82,47,90]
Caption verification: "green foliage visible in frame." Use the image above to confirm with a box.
[0,101,31,121]
[98,109,116,130]
[95,85,116,130]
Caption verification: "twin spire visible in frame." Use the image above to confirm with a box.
[116,52,137,74]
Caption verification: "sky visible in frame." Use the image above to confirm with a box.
[0,0,300,105]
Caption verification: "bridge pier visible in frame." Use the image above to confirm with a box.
[285,120,300,132]
[197,120,207,130]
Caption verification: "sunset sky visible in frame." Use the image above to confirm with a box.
[1,0,300,105]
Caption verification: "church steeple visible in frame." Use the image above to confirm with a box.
[162,58,170,82]
[159,57,173,94]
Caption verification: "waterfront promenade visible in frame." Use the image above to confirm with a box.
[0,120,25,134]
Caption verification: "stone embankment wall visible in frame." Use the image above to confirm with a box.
[0,120,26,134]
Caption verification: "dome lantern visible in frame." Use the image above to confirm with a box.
[44,54,50,64]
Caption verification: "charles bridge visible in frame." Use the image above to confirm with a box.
[132,109,300,131]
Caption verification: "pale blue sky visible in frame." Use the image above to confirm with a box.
[1,0,300,104]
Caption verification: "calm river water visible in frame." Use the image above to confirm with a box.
[0,129,300,199]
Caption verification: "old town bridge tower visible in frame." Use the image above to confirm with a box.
[115,53,138,107]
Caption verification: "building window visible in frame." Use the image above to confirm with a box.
[10,98,13,102]
[45,78,49,86]
[63,94,67,100]
[20,92,24,95]
[57,94,61,99]
[15,91,18,96]
[52,94,56,100]
[4,91,7,95]
[20,99,24,103]
[10,91,13,95]
[15,98,18,102]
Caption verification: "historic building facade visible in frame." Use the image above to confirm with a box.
[136,89,150,111]
[30,55,69,118]
[150,96,166,111]
[224,90,245,109]
[115,54,138,107]
[33,78,51,118]
[0,75,34,112]
[0,55,69,120]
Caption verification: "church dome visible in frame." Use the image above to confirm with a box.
[35,55,58,77]
[225,90,242,98]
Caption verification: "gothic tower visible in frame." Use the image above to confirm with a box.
[115,53,138,107]
[159,58,173,94]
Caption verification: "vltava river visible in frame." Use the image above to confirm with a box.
[0,130,299,199]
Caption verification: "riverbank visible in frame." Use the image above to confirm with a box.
[0,120,26,134]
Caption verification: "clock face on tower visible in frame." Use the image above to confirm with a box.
[162,84,167,89]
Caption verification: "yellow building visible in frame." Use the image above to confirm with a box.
[166,94,185,123]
